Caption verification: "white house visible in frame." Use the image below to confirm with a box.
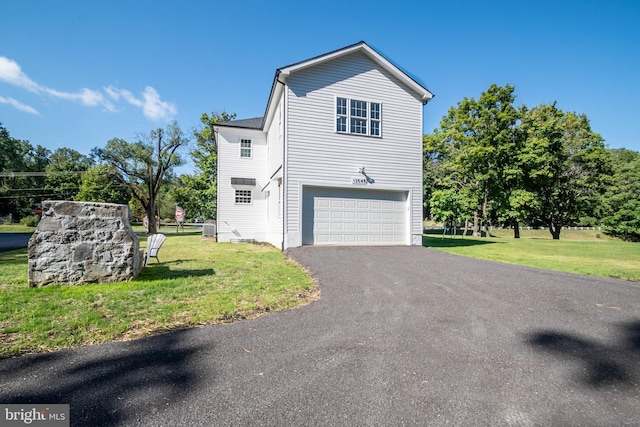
[214,41,433,250]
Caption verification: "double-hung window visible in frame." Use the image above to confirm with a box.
[240,139,252,158]
[336,97,381,137]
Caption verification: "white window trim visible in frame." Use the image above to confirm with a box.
[235,189,252,204]
[335,96,382,138]
[240,138,252,158]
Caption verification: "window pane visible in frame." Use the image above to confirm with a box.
[351,118,367,134]
[371,120,380,136]
[337,98,347,115]
[235,190,252,204]
[240,139,251,158]
[337,116,347,132]
[370,103,380,120]
[350,100,366,117]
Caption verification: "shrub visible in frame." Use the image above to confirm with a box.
[19,215,40,227]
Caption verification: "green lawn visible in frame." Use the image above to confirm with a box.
[423,230,640,282]
[0,234,317,357]
[0,223,201,234]
[0,224,36,233]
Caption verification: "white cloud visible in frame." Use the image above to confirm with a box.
[0,96,40,115]
[140,86,177,121]
[45,87,116,110]
[0,57,41,92]
[0,56,175,119]
[106,85,176,121]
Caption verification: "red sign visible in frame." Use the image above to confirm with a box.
[175,206,185,223]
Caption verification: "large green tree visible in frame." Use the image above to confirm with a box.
[424,84,522,237]
[599,148,640,241]
[75,164,130,205]
[176,111,235,220]
[519,103,610,239]
[45,148,94,200]
[94,121,188,234]
[0,123,51,220]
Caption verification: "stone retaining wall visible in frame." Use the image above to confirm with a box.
[28,201,143,287]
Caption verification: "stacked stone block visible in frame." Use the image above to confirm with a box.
[28,201,143,287]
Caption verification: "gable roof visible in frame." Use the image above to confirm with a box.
[218,41,433,131]
[277,41,433,104]
[215,116,263,129]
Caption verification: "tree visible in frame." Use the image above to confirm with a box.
[429,189,465,235]
[93,121,188,234]
[0,123,51,220]
[183,111,236,220]
[519,103,610,239]
[75,164,130,205]
[45,148,94,200]
[600,148,640,241]
[424,84,522,237]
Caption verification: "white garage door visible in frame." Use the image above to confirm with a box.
[302,187,407,245]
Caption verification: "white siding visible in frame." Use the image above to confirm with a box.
[264,95,285,248]
[284,52,424,248]
[217,128,268,242]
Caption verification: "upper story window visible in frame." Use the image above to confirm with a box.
[240,139,252,158]
[336,97,381,137]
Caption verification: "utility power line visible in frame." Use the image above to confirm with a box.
[0,171,85,178]
[0,187,80,192]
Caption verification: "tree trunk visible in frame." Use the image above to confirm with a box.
[473,211,480,237]
[513,220,520,239]
[147,163,158,234]
[462,219,469,239]
[548,222,561,240]
[147,197,157,234]
[482,190,488,237]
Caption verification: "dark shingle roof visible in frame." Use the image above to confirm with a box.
[216,117,264,130]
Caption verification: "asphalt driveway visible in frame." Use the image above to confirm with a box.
[1,246,638,426]
[0,232,32,252]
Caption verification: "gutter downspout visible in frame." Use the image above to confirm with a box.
[213,127,220,243]
[280,78,287,251]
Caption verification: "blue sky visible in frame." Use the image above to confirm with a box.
[1,0,639,174]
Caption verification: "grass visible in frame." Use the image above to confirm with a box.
[0,234,317,358]
[0,224,36,233]
[0,223,201,234]
[424,229,640,282]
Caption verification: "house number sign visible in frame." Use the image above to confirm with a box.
[351,177,367,185]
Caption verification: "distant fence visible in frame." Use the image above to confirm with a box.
[424,225,601,233]
[487,226,601,231]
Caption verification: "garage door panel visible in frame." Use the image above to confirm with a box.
[317,211,330,219]
[357,223,370,231]
[303,187,407,246]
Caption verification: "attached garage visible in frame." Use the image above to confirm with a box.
[302,187,408,246]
